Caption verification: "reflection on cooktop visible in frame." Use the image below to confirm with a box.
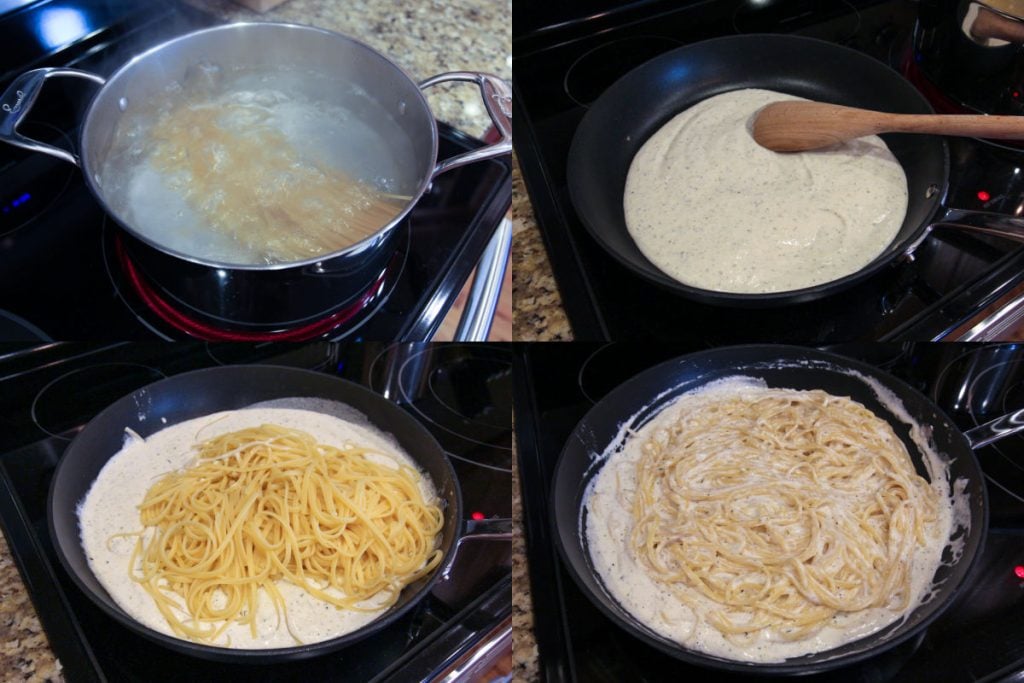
[368,343,512,471]
[31,363,167,440]
[932,344,1024,515]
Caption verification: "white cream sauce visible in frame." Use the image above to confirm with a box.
[585,378,956,663]
[623,89,909,293]
[78,406,440,649]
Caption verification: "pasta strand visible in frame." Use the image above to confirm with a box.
[123,424,444,645]
[628,389,941,644]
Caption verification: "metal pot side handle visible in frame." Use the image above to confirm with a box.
[0,67,106,166]
[963,408,1024,449]
[419,71,512,178]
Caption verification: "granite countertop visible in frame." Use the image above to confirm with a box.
[0,2,510,680]
[511,437,539,682]
[511,157,573,341]
[182,0,510,139]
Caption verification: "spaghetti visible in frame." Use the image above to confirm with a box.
[627,385,941,644]
[585,379,956,661]
[119,423,444,645]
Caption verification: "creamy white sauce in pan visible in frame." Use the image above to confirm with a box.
[623,89,909,293]
[78,407,438,649]
[584,377,958,663]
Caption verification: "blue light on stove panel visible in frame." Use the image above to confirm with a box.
[2,193,31,214]
[36,6,90,50]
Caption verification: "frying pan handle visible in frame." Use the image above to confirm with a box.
[419,71,512,178]
[443,518,512,580]
[0,67,106,166]
[459,516,513,542]
[930,207,1024,242]
[963,408,1024,449]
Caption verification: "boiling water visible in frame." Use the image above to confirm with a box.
[100,66,421,266]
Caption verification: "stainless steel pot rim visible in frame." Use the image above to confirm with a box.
[79,21,439,272]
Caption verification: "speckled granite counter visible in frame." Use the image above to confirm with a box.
[0,2,509,680]
[511,158,573,341]
[511,438,539,682]
[181,0,510,139]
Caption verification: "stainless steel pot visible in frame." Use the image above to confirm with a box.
[0,22,512,329]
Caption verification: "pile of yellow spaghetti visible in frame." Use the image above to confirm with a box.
[122,424,444,644]
[630,388,941,643]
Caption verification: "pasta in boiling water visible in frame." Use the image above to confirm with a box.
[145,94,406,264]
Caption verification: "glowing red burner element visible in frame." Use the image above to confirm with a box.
[1014,565,1024,580]
[116,236,387,341]
[470,511,486,521]
[977,190,991,202]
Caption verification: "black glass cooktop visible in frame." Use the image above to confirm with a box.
[0,0,511,341]
[513,1,1024,341]
[514,342,1024,682]
[0,341,512,682]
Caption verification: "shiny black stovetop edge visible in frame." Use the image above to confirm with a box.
[512,0,1024,342]
[0,342,513,683]
[513,343,1024,683]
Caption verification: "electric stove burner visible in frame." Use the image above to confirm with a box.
[30,362,166,439]
[0,123,75,236]
[101,220,406,341]
[815,343,913,369]
[0,308,50,341]
[577,343,699,404]
[368,343,512,471]
[933,344,1024,504]
[563,36,683,107]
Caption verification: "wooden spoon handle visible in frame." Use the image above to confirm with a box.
[754,100,1024,152]
[882,112,1024,139]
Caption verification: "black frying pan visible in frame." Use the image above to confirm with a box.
[567,34,950,307]
[48,365,466,664]
[551,345,998,675]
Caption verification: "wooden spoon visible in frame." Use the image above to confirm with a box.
[752,101,1024,152]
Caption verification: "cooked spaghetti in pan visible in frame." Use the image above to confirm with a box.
[78,407,444,648]
[585,378,956,663]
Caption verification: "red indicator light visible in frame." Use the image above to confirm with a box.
[471,511,485,521]
[978,190,991,202]
[1015,565,1024,579]
[1015,91,1021,99]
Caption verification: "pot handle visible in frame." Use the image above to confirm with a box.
[442,517,512,579]
[419,71,512,178]
[0,67,106,166]
[929,206,1024,241]
[457,516,513,544]
[963,407,1024,449]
